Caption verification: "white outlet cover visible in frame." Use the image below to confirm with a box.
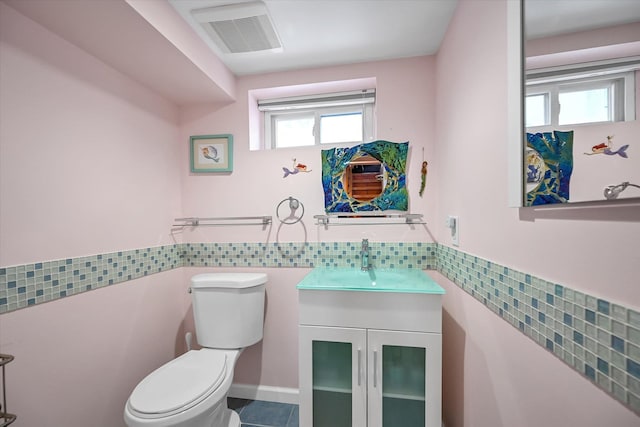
[448,215,459,246]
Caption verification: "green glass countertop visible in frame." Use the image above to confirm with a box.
[296,267,445,294]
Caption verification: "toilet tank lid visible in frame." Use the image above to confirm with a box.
[191,273,267,289]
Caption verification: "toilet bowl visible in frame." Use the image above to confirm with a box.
[124,273,267,427]
[125,349,240,427]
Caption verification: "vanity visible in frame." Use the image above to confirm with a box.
[297,267,445,427]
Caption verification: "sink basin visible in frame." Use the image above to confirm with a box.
[296,267,445,294]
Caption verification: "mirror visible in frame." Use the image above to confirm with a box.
[344,154,386,202]
[522,0,640,205]
[321,140,408,213]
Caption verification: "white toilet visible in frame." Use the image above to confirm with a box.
[124,273,267,427]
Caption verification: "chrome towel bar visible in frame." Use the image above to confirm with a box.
[173,216,272,227]
[314,212,425,227]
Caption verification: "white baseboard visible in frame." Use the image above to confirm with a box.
[229,383,299,405]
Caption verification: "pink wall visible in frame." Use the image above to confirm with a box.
[3,0,639,426]
[0,3,441,424]
[436,1,640,426]
[178,56,439,244]
[0,269,191,427]
[176,56,441,394]
[124,0,236,102]
[560,117,639,202]
[0,3,187,426]
[526,22,640,58]
[0,2,182,265]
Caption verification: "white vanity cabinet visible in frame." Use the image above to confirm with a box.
[297,270,444,427]
[299,325,367,427]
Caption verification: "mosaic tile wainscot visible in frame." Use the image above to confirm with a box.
[438,245,640,415]
[0,242,638,415]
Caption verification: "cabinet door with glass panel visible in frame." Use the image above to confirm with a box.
[299,325,367,427]
[367,329,441,427]
[299,326,441,427]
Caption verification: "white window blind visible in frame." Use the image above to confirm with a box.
[258,89,376,111]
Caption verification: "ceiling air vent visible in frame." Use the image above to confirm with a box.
[191,1,282,54]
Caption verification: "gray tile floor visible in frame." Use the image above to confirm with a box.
[228,398,299,427]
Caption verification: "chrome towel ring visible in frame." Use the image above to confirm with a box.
[276,196,305,225]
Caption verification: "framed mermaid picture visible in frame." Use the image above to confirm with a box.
[190,134,233,173]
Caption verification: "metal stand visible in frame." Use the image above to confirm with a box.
[0,354,15,427]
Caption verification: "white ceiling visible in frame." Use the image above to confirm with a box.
[168,0,459,75]
[170,0,640,76]
[8,0,639,105]
[525,0,640,39]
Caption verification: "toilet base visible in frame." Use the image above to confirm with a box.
[217,406,240,427]
[228,409,240,427]
[209,402,240,427]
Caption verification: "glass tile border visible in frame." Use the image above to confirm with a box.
[0,245,182,314]
[437,244,640,416]
[1,241,638,415]
[0,242,437,314]
[182,241,437,270]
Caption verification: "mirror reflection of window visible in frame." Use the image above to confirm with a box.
[525,92,549,127]
[525,74,630,128]
[558,86,611,125]
[522,0,640,204]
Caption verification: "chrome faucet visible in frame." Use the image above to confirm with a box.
[361,238,371,271]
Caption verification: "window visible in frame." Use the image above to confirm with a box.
[526,73,634,128]
[525,92,549,127]
[525,58,638,129]
[259,89,375,148]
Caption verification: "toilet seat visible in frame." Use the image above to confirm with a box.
[127,350,227,419]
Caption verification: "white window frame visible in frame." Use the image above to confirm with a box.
[526,72,633,128]
[526,57,639,129]
[525,91,551,128]
[259,90,375,149]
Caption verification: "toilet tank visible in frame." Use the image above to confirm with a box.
[190,273,267,349]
